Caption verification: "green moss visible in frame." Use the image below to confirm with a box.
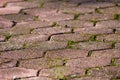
[114,14,120,20]
[67,40,76,48]
[33,16,39,21]
[71,28,74,33]
[87,51,93,57]
[111,42,116,48]
[52,22,57,27]
[23,43,27,49]
[29,28,34,34]
[73,13,80,20]
[4,33,12,41]
[39,2,44,8]
[110,58,116,66]
[95,8,101,14]
[90,19,98,26]
[89,35,96,41]
[85,68,90,76]
[77,3,81,6]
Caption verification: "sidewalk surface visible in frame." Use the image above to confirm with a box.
[0,0,120,80]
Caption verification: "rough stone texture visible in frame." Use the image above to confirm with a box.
[45,49,88,59]
[19,58,63,70]
[115,43,120,49]
[0,35,5,42]
[74,28,113,34]
[0,49,44,60]
[97,34,120,42]
[115,58,120,65]
[39,66,85,78]
[0,67,38,79]
[70,77,110,80]
[66,56,111,68]
[71,42,112,50]
[17,77,56,80]
[33,27,71,35]
[58,20,93,28]
[0,58,17,69]
[51,33,91,42]
[90,66,120,78]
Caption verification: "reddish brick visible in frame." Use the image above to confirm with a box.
[74,28,113,34]
[0,17,13,29]
[51,33,91,42]
[0,49,44,60]
[0,67,37,79]
[0,6,22,15]
[0,58,17,69]
[45,49,88,59]
[72,42,112,50]
[90,66,120,78]
[17,77,56,80]
[19,58,63,70]
[115,43,120,49]
[70,77,110,80]
[115,58,120,65]
[33,27,71,35]
[66,56,111,68]
[97,34,120,42]
[39,66,85,78]
[0,35,5,41]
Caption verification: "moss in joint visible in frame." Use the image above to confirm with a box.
[67,40,76,48]
[87,51,93,57]
[89,35,97,41]
[114,14,120,20]
[85,68,90,76]
[110,58,116,66]
[4,33,12,41]
[73,13,80,20]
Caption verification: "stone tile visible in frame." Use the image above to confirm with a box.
[95,20,120,29]
[0,17,13,29]
[17,77,56,80]
[100,7,120,14]
[58,20,93,28]
[66,56,111,68]
[92,49,120,59]
[33,27,71,35]
[39,66,85,78]
[51,33,91,42]
[29,41,68,51]
[74,28,113,35]
[0,6,22,15]
[0,67,37,79]
[9,34,49,44]
[45,49,88,59]
[115,43,120,49]
[80,2,114,8]
[97,34,120,42]
[2,14,34,22]
[70,77,110,80]
[72,42,112,50]
[19,58,63,70]
[0,49,44,60]
[90,66,120,78]
[78,13,113,21]
[0,58,17,69]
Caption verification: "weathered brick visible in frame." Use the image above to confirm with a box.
[115,58,120,65]
[9,34,49,44]
[72,42,112,50]
[17,77,56,80]
[74,28,113,34]
[97,34,120,42]
[45,49,88,59]
[19,58,63,70]
[0,58,17,69]
[0,17,13,29]
[70,77,110,80]
[78,13,113,21]
[58,20,93,28]
[0,6,22,15]
[33,27,71,35]
[0,35,5,42]
[92,49,120,59]
[90,66,120,78]
[39,66,85,78]
[95,20,120,29]
[0,49,44,60]
[66,56,111,68]
[0,67,37,79]
[28,41,68,51]
[115,43,120,49]
[51,33,91,42]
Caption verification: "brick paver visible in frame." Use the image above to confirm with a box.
[0,0,120,80]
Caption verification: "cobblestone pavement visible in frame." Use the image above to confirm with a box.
[0,0,120,80]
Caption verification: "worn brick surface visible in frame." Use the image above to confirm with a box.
[51,33,91,42]
[115,43,120,49]
[0,67,37,79]
[39,66,85,78]
[71,42,112,50]
[115,58,120,65]
[97,34,120,42]
[90,66,120,78]
[17,77,56,80]
[0,35,5,42]
[45,49,88,59]
[0,49,44,60]
[19,58,63,70]
[70,77,110,80]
